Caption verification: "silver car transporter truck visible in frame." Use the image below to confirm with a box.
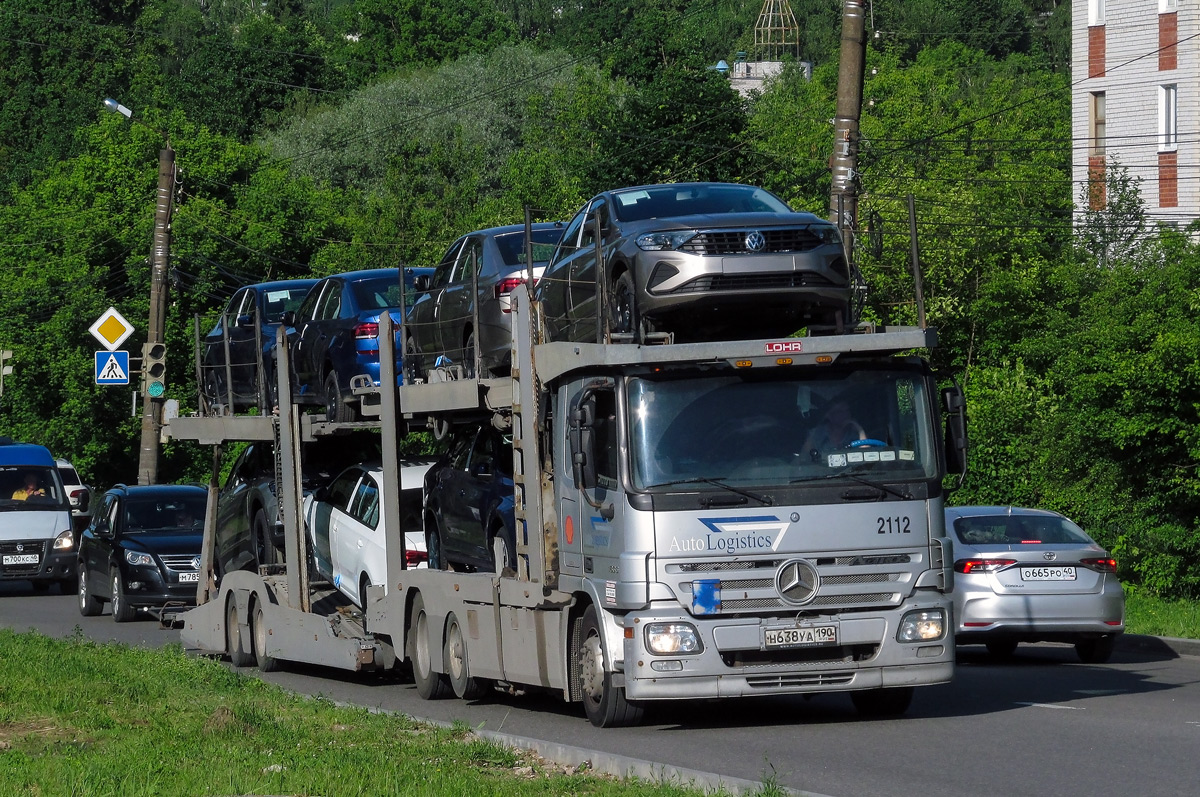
[170,284,966,728]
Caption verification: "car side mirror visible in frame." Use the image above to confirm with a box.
[235,313,254,328]
[413,274,431,292]
[94,518,112,537]
[78,493,90,513]
[281,310,296,326]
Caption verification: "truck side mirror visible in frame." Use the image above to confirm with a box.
[569,402,597,492]
[941,384,968,484]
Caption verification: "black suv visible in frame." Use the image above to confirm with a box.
[77,484,208,622]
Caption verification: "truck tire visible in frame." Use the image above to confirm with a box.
[78,564,102,617]
[575,604,644,728]
[225,597,254,667]
[110,570,136,623]
[408,594,450,699]
[251,598,279,672]
[851,686,914,718]
[444,612,488,700]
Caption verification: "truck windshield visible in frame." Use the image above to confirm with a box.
[628,368,940,491]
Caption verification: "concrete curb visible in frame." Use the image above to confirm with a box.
[1117,633,1200,658]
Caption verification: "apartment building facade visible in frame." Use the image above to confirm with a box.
[1073,0,1198,227]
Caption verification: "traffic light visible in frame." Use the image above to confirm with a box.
[143,341,166,398]
[0,349,11,397]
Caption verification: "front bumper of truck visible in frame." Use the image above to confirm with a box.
[617,594,954,701]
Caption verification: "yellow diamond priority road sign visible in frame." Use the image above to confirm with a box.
[89,307,135,352]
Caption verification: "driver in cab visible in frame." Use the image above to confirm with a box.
[802,400,866,458]
[11,472,47,501]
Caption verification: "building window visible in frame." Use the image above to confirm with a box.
[1090,92,1106,157]
[1160,0,1177,12]
[1159,85,1177,150]
[1089,0,1105,25]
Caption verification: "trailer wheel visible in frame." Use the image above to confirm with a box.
[444,612,488,700]
[408,594,450,699]
[850,686,914,718]
[575,605,644,728]
[225,597,254,667]
[251,598,279,672]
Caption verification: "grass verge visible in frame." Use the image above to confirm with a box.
[1123,589,1200,639]
[0,629,763,797]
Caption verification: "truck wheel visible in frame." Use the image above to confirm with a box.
[251,598,280,672]
[110,570,137,622]
[1075,635,1116,664]
[78,564,102,617]
[610,271,639,341]
[225,597,254,667]
[851,686,914,718]
[444,612,488,700]
[408,594,450,699]
[575,605,644,727]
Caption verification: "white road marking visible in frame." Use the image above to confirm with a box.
[1016,702,1084,710]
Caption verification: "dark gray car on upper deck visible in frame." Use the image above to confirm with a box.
[534,182,851,344]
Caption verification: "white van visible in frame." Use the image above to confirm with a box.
[0,439,76,591]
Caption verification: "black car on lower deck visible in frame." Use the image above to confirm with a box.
[77,484,208,622]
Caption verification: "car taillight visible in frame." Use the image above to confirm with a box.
[1081,557,1117,573]
[405,549,428,567]
[354,322,379,340]
[954,558,1016,574]
[495,277,527,313]
[68,488,85,500]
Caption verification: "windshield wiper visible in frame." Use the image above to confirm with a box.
[643,477,773,506]
[791,467,912,501]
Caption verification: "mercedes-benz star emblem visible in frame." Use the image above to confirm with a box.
[745,230,766,252]
[776,558,820,606]
[1043,551,1057,561]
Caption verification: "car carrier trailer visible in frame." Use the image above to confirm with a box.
[168,287,966,727]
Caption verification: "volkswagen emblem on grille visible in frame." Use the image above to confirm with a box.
[775,558,820,606]
[744,230,766,252]
[1043,552,1057,561]
[191,556,202,570]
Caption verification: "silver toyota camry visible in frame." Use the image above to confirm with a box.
[946,506,1125,663]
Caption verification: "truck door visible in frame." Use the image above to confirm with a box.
[566,381,620,577]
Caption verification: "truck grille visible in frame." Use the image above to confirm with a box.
[665,552,920,616]
[680,228,831,255]
[745,672,856,689]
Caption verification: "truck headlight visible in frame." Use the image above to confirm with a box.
[897,609,946,642]
[645,622,703,655]
[125,550,155,567]
[52,529,74,551]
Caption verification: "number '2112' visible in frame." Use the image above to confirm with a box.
[877,516,911,534]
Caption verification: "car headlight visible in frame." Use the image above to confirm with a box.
[897,608,946,642]
[636,231,695,251]
[125,550,155,567]
[52,529,74,551]
[645,622,703,655]
[810,223,842,244]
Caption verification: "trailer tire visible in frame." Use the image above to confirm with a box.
[408,594,450,699]
[851,686,914,718]
[225,597,254,667]
[575,605,644,728]
[251,598,279,672]
[444,612,488,700]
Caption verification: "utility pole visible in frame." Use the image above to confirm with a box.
[105,98,174,485]
[830,0,868,259]
[138,144,175,485]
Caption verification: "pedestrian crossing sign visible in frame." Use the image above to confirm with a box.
[95,350,130,385]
